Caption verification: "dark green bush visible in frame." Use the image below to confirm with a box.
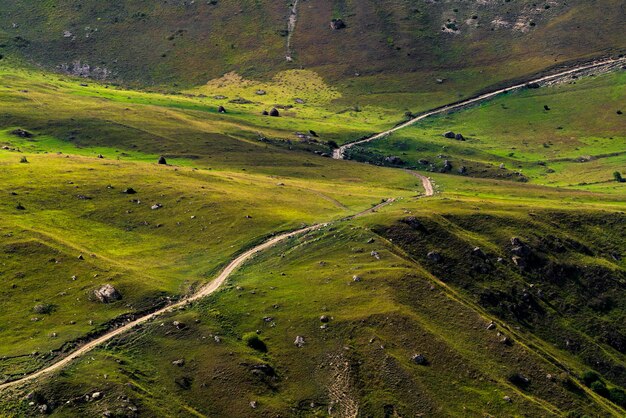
[243,332,267,352]
[590,381,609,398]
[608,388,626,408]
[581,370,601,386]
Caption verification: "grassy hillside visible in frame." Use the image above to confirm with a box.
[0,7,624,413]
[351,68,626,195]
[1,0,624,110]
[1,195,624,417]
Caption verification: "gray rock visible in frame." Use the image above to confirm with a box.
[94,284,122,303]
[294,335,305,347]
[411,353,428,365]
[427,251,442,263]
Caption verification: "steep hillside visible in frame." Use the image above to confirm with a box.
[1,0,624,107]
[1,197,625,417]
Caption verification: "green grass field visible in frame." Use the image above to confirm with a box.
[354,70,626,195]
[0,15,625,415]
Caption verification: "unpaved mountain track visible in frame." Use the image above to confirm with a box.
[3,57,622,391]
[333,57,626,159]
[405,169,434,197]
[0,199,394,390]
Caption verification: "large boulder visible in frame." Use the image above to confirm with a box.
[158,156,167,165]
[269,108,280,117]
[443,131,456,139]
[330,19,346,30]
[11,128,33,138]
[94,284,122,303]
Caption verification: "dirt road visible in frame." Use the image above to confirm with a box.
[0,199,396,390]
[333,57,626,159]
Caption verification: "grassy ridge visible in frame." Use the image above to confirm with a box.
[2,202,624,416]
[355,69,626,195]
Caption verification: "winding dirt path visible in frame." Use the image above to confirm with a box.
[3,56,622,392]
[405,170,434,197]
[0,200,394,390]
[333,57,626,159]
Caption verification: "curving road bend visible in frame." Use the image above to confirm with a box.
[333,57,626,160]
[0,200,396,390]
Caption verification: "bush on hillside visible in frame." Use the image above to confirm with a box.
[243,332,267,352]
[581,370,601,386]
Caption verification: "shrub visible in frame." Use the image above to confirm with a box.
[608,388,626,408]
[33,304,55,314]
[243,332,267,352]
[590,381,609,397]
[581,370,601,386]
[613,171,624,183]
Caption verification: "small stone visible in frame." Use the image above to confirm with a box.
[503,395,512,403]
[294,335,305,347]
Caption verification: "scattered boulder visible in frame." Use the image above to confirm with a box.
[544,105,551,111]
[262,110,269,116]
[173,321,186,330]
[250,364,275,377]
[486,321,496,330]
[503,395,512,403]
[255,90,266,95]
[443,131,456,139]
[123,188,137,194]
[320,315,330,323]
[78,254,84,260]
[97,154,104,159]
[158,156,167,165]
[91,392,103,400]
[294,335,305,347]
[353,275,362,282]
[172,359,185,367]
[218,105,226,113]
[458,166,467,174]
[617,110,623,115]
[441,160,452,172]
[330,19,346,30]
[11,128,33,138]
[384,155,404,165]
[472,247,487,259]
[427,251,442,263]
[295,98,305,104]
[309,130,318,137]
[151,203,163,210]
[401,216,425,231]
[411,354,428,365]
[269,108,280,117]
[371,251,380,260]
[455,133,465,141]
[94,284,122,303]
[512,256,526,269]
